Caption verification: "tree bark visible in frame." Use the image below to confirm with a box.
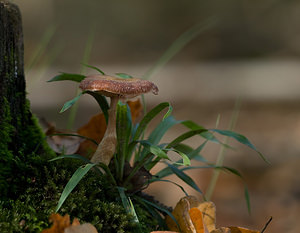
[0,1,26,151]
[0,0,53,197]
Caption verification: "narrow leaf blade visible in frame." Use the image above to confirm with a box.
[133,102,171,141]
[49,154,91,164]
[167,163,202,194]
[211,129,269,163]
[85,91,109,123]
[81,63,105,75]
[60,92,83,113]
[116,73,133,79]
[148,115,181,145]
[55,163,96,212]
[48,73,86,82]
[166,129,207,149]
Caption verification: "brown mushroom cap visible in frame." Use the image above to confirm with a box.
[79,75,159,98]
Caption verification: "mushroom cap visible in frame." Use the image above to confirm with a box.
[79,75,159,98]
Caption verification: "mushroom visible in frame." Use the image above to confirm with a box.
[79,75,159,165]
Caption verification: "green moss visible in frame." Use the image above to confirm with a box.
[0,96,158,232]
[19,99,55,159]
[0,159,158,233]
[0,98,15,196]
[0,96,55,200]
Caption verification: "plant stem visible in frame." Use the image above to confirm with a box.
[91,96,118,165]
[67,26,95,130]
[143,17,217,80]
[205,98,241,201]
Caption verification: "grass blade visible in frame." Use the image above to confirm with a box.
[81,63,105,75]
[173,150,191,166]
[48,73,86,83]
[85,91,109,123]
[143,17,217,80]
[117,187,139,223]
[148,115,181,145]
[137,197,181,231]
[116,73,133,79]
[150,179,189,196]
[60,92,83,113]
[182,120,219,143]
[210,129,269,163]
[55,163,96,212]
[167,163,202,194]
[25,24,56,72]
[67,26,95,130]
[136,199,166,229]
[166,129,207,149]
[244,184,251,214]
[133,102,172,141]
[49,154,92,164]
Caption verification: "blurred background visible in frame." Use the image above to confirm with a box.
[12,0,300,232]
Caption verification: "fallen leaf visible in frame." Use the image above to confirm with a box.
[150,231,180,233]
[166,197,259,233]
[198,201,216,232]
[40,118,84,155]
[165,196,199,233]
[211,227,231,233]
[76,99,142,157]
[64,223,98,233]
[46,134,84,155]
[41,214,79,233]
[189,208,209,233]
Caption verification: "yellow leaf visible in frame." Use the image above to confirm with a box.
[211,227,231,233]
[198,201,216,232]
[165,196,197,232]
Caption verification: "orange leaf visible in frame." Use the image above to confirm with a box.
[76,99,142,157]
[41,214,79,233]
[189,208,205,233]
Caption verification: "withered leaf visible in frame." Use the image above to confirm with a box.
[40,118,84,155]
[198,201,216,232]
[41,214,79,233]
[189,207,209,233]
[165,196,259,233]
[211,227,232,233]
[64,223,98,233]
[166,196,199,233]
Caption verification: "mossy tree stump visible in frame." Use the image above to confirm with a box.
[0,0,53,198]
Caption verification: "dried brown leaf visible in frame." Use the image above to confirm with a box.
[64,223,98,233]
[198,201,216,232]
[211,227,231,233]
[41,214,79,233]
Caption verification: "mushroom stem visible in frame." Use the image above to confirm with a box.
[90,96,119,165]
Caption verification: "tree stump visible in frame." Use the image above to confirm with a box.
[0,0,53,198]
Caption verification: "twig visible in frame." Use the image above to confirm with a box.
[261,216,273,233]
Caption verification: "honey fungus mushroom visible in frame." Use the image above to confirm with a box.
[79,75,159,165]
